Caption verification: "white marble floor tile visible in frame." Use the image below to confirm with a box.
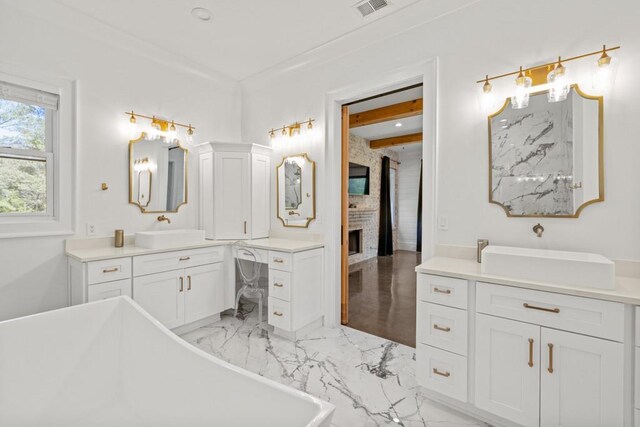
[180,302,486,427]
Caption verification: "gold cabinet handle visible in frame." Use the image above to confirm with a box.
[433,287,451,295]
[273,311,283,317]
[244,221,247,234]
[102,267,119,273]
[432,368,451,378]
[179,256,191,261]
[179,276,184,292]
[187,275,192,291]
[547,343,554,373]
[528,338,534,367]
[523,303,560,313]
[274,283,284,288]
[433,324,451,332]
[273,258,284,263]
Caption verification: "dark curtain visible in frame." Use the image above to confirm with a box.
[416,160,423,252]
[378,156,393,256]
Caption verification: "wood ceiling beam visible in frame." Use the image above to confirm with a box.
[369,132,423,149]
[349,98,423,128]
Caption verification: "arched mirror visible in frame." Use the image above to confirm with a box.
[489,84,603,217]
[276,153,316,227]
[129,133,188,213]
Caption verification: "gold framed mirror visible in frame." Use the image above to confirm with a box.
[489,84,603,217]
[129,133,188,213]
[276,153,316,227]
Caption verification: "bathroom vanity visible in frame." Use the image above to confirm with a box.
[66,237,324,337]
[415,255,640,427]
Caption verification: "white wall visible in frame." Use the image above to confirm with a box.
[241,0,640,262]
[397,149,423,251]
[0,2,241,321]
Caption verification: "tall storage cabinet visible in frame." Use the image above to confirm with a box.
[199,143,271,240]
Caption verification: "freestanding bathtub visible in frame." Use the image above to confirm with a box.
[0,296,334,426]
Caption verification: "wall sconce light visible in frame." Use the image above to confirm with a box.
[477,45,620,108]
[268,118,315,139]
[125,111,196,144]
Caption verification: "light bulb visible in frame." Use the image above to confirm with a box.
[547,57,570,103]
[168,121,177,141]
[186,124,194,144]
[480,75,495,114]
[511,67,532,109]
[127,112,138,138]
[593,45,613,93]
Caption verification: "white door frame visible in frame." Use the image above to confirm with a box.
[323,58,439,328]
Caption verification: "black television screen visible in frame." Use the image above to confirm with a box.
[348,162,370,195]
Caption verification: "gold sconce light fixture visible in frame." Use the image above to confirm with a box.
[269,118,315,139]
[478,45,620,110]
[125,111,196,144]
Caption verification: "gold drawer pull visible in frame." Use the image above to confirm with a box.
[273,311,283,317]
[433,324,451,332]
[433,287,451,295]
[179,256,191,261]
[102,267,119,273]
[273,258,284,263]
[432,368,451,378]
[179,277,184,292]
[523,303,560,313]
[187,275,192,291]
[274,283,284,288]
[528,338,534,367]
[547,343,554,373]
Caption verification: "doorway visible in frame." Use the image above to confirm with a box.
[340,84,424,347]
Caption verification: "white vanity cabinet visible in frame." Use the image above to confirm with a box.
[416,272,628,427]
[199,142,271,240]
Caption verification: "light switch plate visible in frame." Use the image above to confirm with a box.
[438,215,449,231]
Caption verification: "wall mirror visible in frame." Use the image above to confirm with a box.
[276,153,316,227]
[489,84,603,217]
[129,134,188,213]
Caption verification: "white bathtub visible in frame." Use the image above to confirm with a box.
[0,296,334,426]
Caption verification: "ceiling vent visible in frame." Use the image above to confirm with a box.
[355,0,389,17]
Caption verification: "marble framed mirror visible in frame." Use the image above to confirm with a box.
[129,133,188,213]
[276,153,316,227]
[489,84,603,217]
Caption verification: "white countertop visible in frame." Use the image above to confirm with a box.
[66,237,324,262]
[417,256,640,305]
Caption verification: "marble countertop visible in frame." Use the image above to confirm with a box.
[417,256,640,305]
[66,237,324,262]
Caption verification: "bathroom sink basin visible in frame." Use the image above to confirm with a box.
[135,229,206,249]
[481,245,615,289]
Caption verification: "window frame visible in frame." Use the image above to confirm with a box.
[0,68,75,238]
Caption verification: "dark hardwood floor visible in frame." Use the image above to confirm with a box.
[347,250,421,347]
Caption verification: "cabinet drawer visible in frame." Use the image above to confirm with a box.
[477,282,624,342]
[269,251,292,272]
[87,278,131,302]
[417,274,468,309]
[417,302,468,356]
[268,297,292,331]
[133,247,224,277]
[87,257,132,285]
[416,344,467,402]
[269,269,291,302]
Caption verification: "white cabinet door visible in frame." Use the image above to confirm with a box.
[540,328,623,427]
[133,270,185,329]
[214,152,250,239]
[184,263,224,324]
[476,314,540,427]
[250,153,270,239]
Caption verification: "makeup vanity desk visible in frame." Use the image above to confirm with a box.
[66,237,324,339]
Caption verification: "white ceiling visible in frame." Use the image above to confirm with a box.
[55,0,425,80]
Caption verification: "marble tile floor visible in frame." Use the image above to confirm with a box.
[180,302,486,427]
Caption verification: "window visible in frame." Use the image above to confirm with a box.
[0,81,58,217]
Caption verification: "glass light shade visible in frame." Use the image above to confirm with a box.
[547,65,570,103]
[185,133,194,145]
[127,121,138,139]
[511,74,532,109]
[593,60,613,93]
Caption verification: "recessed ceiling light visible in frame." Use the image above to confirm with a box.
[191,7,212,22]
[395,122,402,127]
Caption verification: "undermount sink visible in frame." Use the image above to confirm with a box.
[481,245,615,289]
[135,229,206,249]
